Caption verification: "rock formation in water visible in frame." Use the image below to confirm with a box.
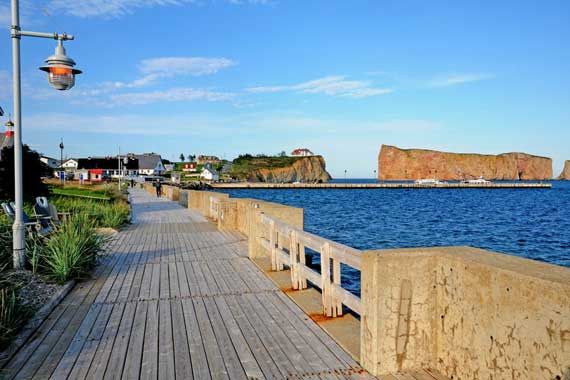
[231,155,332,183]
[378,145,552,180]
[557,161,570,180]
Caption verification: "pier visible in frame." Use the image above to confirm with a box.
[211,182,552,189]
[1,186,568,380]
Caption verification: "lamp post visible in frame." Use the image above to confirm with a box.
[373,169,377,181]
[344,169,347,183]
[10,0,81,269]
[59,138,64,185]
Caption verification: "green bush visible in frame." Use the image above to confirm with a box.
[50,196,130,229]
[0,288,28,349]
[42,214,105,284]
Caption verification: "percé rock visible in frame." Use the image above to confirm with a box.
[557,160,570,180]
[248,156,332,183]
[378,145,552,180]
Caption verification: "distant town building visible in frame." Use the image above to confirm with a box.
[197,155,221,165]
[200,167,219,181]
[291,148,314,157]
[77,157,139,182]
[182,162,198,172]
[62,158,79,170]
[40,156,59,169]
[132,153,165,175]
[164,164,175,172]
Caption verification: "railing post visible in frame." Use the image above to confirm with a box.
[290,230,299,290]
[320,242,332,317]
[276,228,284,271]
[269,220,277,271]
[332,255,342,317]
[299,244,307,289]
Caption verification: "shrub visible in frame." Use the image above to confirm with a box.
[42,214,105,284]
[0,288,27,350]
[50,196,130,229]
[0,145,50,201]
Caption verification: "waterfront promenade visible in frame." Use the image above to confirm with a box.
[0,189,378,379]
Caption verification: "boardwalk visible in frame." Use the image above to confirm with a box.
[1,189,374,379]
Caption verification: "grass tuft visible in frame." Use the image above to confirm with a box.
[42,214,106,284]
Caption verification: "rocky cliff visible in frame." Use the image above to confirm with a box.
[378,145,552,180]
[231,155,332,183]
[557,161,570,180]
[249,156,331,183]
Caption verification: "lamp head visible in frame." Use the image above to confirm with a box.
[39,40,82,91]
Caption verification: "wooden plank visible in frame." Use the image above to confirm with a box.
[203,297,247,379]
[104,301,137,380]
[158,299,176,380]
[170,299,193,380]
[48,303,103,379]
[66,303,114,380]
[193,298,229,380]
[140,300,159,380]
[181,298,211,380]
[122,301,149,380]
[85,302,126,379]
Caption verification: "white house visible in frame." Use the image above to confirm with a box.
[200,167,219,181]
[133,153,165,176]
[61,158,78,170]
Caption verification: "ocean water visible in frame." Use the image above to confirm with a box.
[220,181,570,295]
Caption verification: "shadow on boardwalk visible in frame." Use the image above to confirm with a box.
[0,189,373,380]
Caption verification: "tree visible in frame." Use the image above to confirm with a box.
[179,153,185,162]
[188,154,196,162]
[278,150,287,157]
[0,145,50,201]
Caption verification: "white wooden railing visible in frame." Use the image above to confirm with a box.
[209,196,221,221]
[258,212,362,317]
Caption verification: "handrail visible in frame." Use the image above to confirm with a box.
[209,196,221,221]
[258,212,362,317]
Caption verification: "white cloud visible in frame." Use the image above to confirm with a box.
[26,56,237,106]
[109,87,234,105]
[428,73,494,88]
[246,76,392,99]
[103,57,236,89]
[46,0,268,18]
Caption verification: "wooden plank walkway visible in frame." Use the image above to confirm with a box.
[1,189,376,380]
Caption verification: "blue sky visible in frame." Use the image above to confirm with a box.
[1,0,569,177]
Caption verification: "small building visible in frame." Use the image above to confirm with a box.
[197,155,221,165]
[182,162,198,172]
[200,167,219,182]
[77,157,138,182]
[40,156,59,169]
[133,153,165,176]
[291,148,314,157]
[164,164,175,172]
[62,158,79,170]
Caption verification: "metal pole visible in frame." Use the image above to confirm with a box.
[118,146,121,190]
[11,0,25,269]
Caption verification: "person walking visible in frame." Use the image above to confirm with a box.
[155,179,162,198]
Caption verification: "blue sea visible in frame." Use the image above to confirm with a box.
[220,181,570,295]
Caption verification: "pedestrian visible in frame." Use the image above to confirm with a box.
[130,178,135,188]
[155,179,162,198]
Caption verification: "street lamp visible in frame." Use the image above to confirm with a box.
[10,0,82,269]
[59,138,64,184]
